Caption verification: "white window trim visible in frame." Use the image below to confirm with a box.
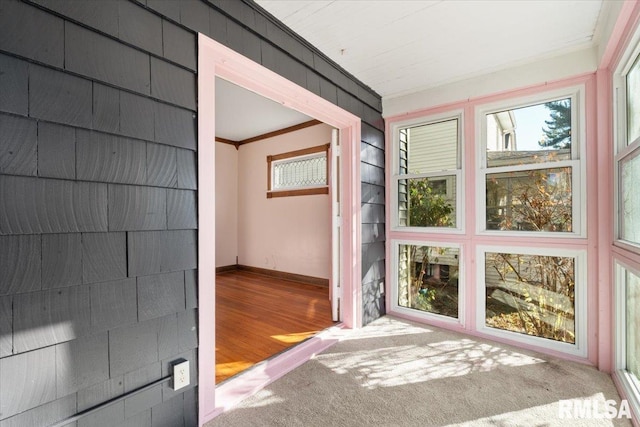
[390,110,465,234]
[475,86,587,238]
[615,145,640,252]
[476,245,587,357]
[614,39,640,254]
[612,24,640,419]
[390,239,465,327]
[613,21,640,153]
[613,260,640,416]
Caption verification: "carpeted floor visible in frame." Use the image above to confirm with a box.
[206,316,633,427]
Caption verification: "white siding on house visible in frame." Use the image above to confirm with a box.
[407,119,457,174]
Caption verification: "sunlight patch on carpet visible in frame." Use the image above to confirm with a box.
[230,389,286,409]
[317,338,545,389]
[340,316,435,341]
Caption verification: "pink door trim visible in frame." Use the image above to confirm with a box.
[197,34,362,425]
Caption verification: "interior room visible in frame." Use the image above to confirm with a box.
[213,78,336,382]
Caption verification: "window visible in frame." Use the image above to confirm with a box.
[393,242,461,322]
[478,246,586,356]
[392,114,463,231]
[615,263,640,412]
[613,36,640,418]
[617,52,640,249]
[625,269,640,381]
[620,151,640,244]
[479,91,584,236]
[266,144,329,198]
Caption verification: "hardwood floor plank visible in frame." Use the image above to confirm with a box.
[215,271,335,383]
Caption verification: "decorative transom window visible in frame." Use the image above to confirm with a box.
[391,113,463,231]
[266,143,329,198]
[477,88,585,237]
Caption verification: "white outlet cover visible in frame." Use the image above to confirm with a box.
[173,360,190,391]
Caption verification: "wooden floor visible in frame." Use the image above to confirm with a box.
[215,270,335,383]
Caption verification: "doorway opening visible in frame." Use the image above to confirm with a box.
[198,34,362,423]
[213,78,338,383]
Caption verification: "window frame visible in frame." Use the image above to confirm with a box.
[614,260,640,414]
[476,87,587,238]
[266,143,330,198]
[612,26,640,420]
[476,244,588,357]
[614,43,640,253]
[390,110,465,234]
[391,239,465,326]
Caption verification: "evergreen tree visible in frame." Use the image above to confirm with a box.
[539,100,571,149]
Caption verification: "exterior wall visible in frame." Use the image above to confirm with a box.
[407,121,457,173]
[0,0,384,425]
[361,122,386,323]
[237,124,332,279]
[215,142,238,268]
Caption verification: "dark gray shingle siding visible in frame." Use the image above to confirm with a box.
[0,0,384,424]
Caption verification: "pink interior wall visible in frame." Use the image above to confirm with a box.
[385,73,600,365]
[237,124,333,279]
[215,142,239,267]
[384,0,640,374]
[598,2,640,422]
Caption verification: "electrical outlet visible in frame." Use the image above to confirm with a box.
[173,360,190,391]
[379,281,385,294]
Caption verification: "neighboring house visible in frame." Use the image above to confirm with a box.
[487,110,517,153]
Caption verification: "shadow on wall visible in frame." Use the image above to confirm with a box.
[0,234,199,425]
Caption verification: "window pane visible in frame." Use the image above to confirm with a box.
[399,176,456,228]
[627,54,640,145]
[627,269,640,379]
[485,252,575,343]
[402,119,458,174]
[273,154,326,190]
[486,99,572,167]
[486,167,572,232]
[621,151,640,245]
[398,245,459,318]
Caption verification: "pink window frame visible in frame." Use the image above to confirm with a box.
[384,74,601,366]
[197,34,362,425]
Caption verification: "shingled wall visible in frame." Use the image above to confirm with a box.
[0,0,384,425]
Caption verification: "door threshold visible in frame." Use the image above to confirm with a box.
[213,323,348,416]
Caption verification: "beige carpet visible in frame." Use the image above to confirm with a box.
[206,316,632,427]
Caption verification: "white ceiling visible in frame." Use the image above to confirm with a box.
[215,77,312,141]
[217,1,615,138]
[255,0,607,99]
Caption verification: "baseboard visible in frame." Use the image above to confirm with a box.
[236,264,329,287]
[216,265,239,273]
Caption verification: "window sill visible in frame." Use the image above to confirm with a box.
[267,187,329,198]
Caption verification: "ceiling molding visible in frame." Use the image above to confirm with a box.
[215,137,240,149]
[215,119,322,148]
